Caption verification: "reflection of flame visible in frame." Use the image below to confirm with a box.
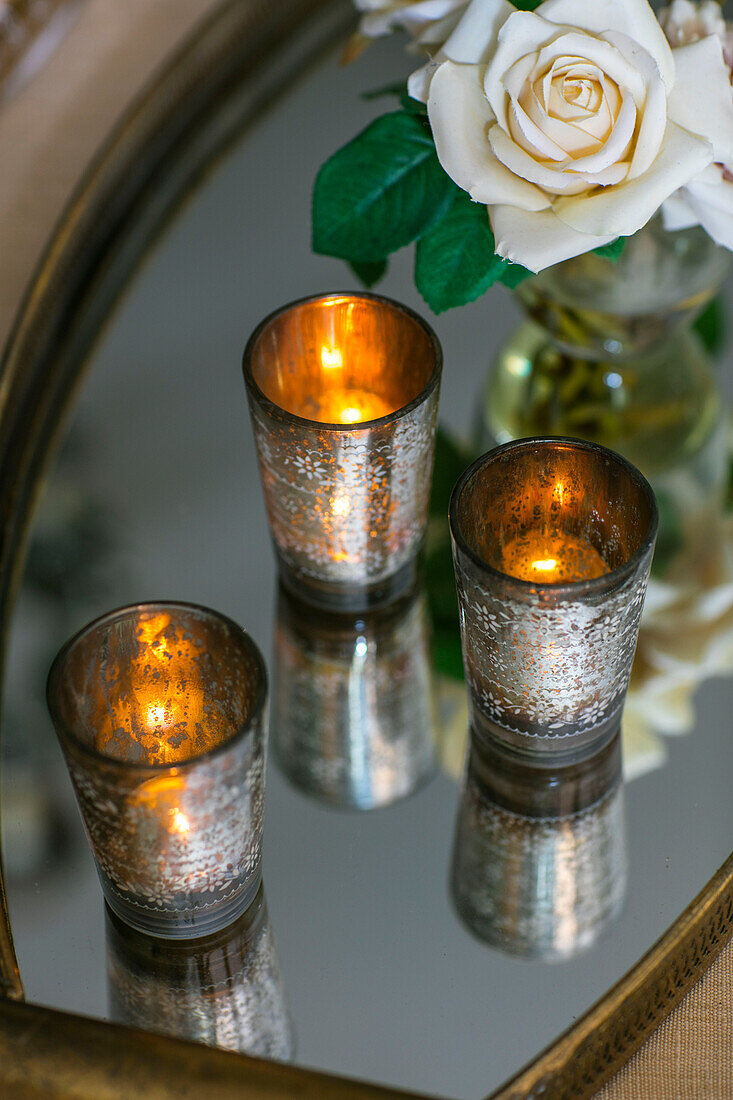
[339,406,362,424]
[553,482,565,505]
[331,493,351,517]
[532,559,557,573]
[321,346,342,369]
[131,775,192,837]
[137,612,172,657]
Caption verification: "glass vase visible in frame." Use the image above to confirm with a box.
[481,220,732,581]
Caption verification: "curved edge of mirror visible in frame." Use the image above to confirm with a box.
[0,1,730,1099]
[0,0,354,1001]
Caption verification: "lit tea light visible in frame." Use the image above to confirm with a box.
[244,293,442,609]
[48,602,269,937]
[93,614,209,766]
[501,532,610,584]
[131,774,192,837]
[449,439,658,760]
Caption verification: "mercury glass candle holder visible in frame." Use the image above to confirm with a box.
[451,734,626,960]
[272,582,437,809]
[106,883,293,1060]
[243,292,442,610]
[47,602,267,938]
[450,438,658,762]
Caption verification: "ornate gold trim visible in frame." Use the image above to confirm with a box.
[488,852,733,1099]
[0,0,730,1095]
[0,998,429,1099]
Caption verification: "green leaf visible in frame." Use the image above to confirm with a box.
[593,237,627,261]
[511,0,543,9]
[424,425,478,680]
[400,92,428,114]
[313,111,455,262]
[651,490,683,578]
[430,426,471,518]
[349,258,388,287]
[693,295,725,355]
[415,189,507,312]
[500,262,533,288]
[432,628,465,682]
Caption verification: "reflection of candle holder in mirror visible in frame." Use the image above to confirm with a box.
[272,583,437,809]
[243,293,442,611]
[451,733,626,960]
[47,602,267,938]
[450,438,658,762]
[106,883,293,1060]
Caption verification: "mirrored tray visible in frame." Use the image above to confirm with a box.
[1,5,732,1099]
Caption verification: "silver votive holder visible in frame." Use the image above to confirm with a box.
[47,602,268,938]
[106,883,293,1060]
[450,438,658,762]
[243,292,442,610]
[451,734,626,960]
[272,583,437,809]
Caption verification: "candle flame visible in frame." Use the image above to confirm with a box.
[532,559,558,573]
[146,704,166,728]
[321,346,342,369]
[339,406,363,424]
[171,810,190,835]
[331,493,351,517]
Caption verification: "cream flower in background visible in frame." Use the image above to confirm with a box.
[659,0,730,52]
[660,0,733,249]
[354,0,468,45]
[409,0,733,271]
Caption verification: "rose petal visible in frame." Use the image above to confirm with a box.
[661,191,700,232]
[576,161,630,186]
[442,0,515,64]
[394,0,468,34]
[507,65,568,160]
[360,0,465,36]
[603,31,667,180]
[503,52,539,101]
[683,169,733,250]
[509,99,567,160]
[489,125,589,193]
[568,89,636,172]
[415,9,465,46]
[428,61,550,209]
[407,57,443,102]
[525,77,612,156]
[485,11,560,127]
[554,121,712,237]
[491,204,616,271]
[536,0,675,90]
[667,37,733,166]
[533,33,646,104]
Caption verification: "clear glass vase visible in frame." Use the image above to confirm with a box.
[480,221,732,580]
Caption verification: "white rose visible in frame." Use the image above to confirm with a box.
[354,0,468,45]
[660,1,733,250]
[408,0,733,271]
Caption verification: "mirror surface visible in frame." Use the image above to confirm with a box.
[2,32,732,1100]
